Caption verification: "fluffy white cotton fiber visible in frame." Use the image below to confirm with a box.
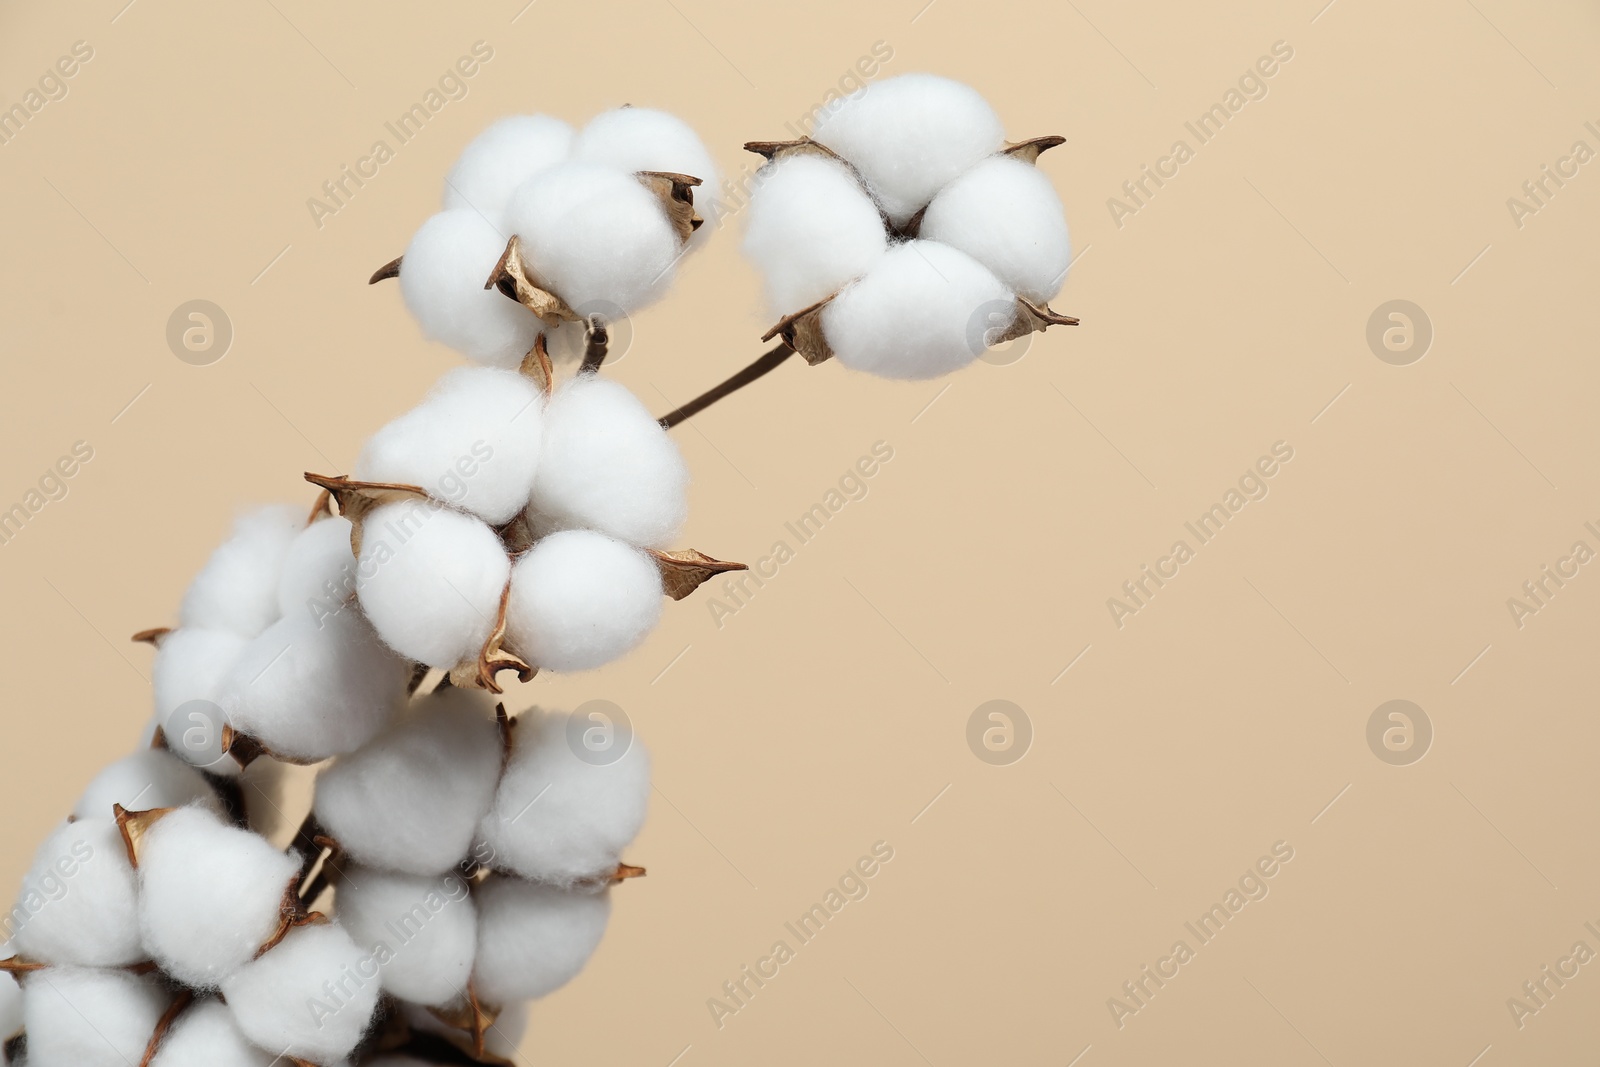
[505,531,663,672]
[336,866,477,1007]
[401,210,543,369]
[529,375,688,548]
[575,106,719,188]
[277,517,357,624]
[72,750,221,822]
[743,154,888,317]
[354,367,544,525]
[813,73,1005,226]
[472,878,610,1005]
[503,162,680,315]
[355,501,511,669]
[444,115,574,221]
[149,999,276,1067]
[0,969,19,1042]
[22,967,169,1067]
[152,627,249,731]
[221,608,407,762]
[920,154,1071,302]
[314,687,503,876]
[221,922,378,1064]
[823,240,1014,380]
[478,708,650,886]
[137,807,300,989]
[11,819,141,968]
[179,505,303,639]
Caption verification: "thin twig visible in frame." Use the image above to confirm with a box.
[579,315,610,374]
[659,344,796,428]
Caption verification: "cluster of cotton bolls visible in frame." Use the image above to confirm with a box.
[743,72,1075,380]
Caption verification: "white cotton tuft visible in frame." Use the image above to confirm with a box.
[314,687,503,876]
[221,922,378,1065]
[505,531,663,672]
[137,807,300,989]
[355,501,511,669]
[22,967,169,1067]
[0,970,19,1045]
[179,505,304,639]
[72,750,221,822]
[743,154,888,317]
[576,106,718,187]
[812,73,1005,226]
[472,879,610,1005]
[528,375,688,548]
[919,154,1071,302]
[11,819,141,967]
[502,162,680,315]
[823,240,1014,380]
[152,627,249,738]
[354,367,544,525]
[336,867,477,1007]
[478,708,650,886]
[444,115,574,221]
[277,517,357,625]
[220,608,407,762]
[149,999,276,1067]
[400,210,543,369]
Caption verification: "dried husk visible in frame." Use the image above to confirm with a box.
[650,549,750,600]
[483,237,581,329]
[302,473,431,559]
[450,582,536,695]
[113,804,177,868]
[368,256,404,284]
[1002,134,1066,164]
[761,296,837,366]
[635,171,704,244]
[428,981,500,1061]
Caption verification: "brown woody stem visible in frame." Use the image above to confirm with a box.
[658,344,796,429]
[579,316,610,374]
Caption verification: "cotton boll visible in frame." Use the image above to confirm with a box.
[277,517,357,625]
[505,531,663,672]
[401,210,543,369]
[179,505,304,638]
[743,154,888,316]
[472,879,610,1005]
[355,501,511,669]
[823,240,1014,380]
[354,367,544,525]
[812,73,1005,226]
[920,155,1071,302]
[576,106,718,187]
[72,750,221,822]
[0,970,19,1042]
[221,608,407,762]
[444,115,574,221]
[22,967,169,1067]
[336,866,477,1006]
[315,687,502,876]
[502,162,680,315]
[479,708,649,886]
[138,807,300,989]
[149,999,276,1067]
[152,627,248,726]
[11,819,141,967]
[221,923,378,1064]
[529,375,688,548]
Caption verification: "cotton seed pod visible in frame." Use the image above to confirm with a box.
[354,367,545,526]
[10,819,141,968]
[151,627,249,771]
[355,500,512,670]
[220,922,379,1065]
[335,866,477,1007]
[137,807,300,989]
[21,967,169,1067]
[505,530,664,672]
[178,504,303,639]
[528,375,688,549]
[314,686,503,876]
[478,707,650,886]
[401,210,544,369]
[920,154,1072,303]
[149,998,277,1067]
[277,516,357,624]
[444,114,574,221]
[471,878,611,1006]
[72,750,222,822]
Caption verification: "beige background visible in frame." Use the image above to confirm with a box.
[3,0,1599,1063]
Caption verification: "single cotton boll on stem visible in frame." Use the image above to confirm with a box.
[823,240,1014,380]
[505,531,663,672]
[356,501,511,669]
[353,367,544,525]
[812,73,1005,226]
[529,375,688,548]
[336,867,477,1006]
[22,967,169,1067]
[137,807,301,989]
[743,154,888,317]
[221,923,379,1064]
[277,517,357,625]
[401,210,543,369]
[72,750,222,822]
[471,879,611,1005]
[149,999,277,1067]
[479,708,650,886]
[11,819,141,967]
[179,505,304,638]
[444,115,575,221]
[920,155,1072,303]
